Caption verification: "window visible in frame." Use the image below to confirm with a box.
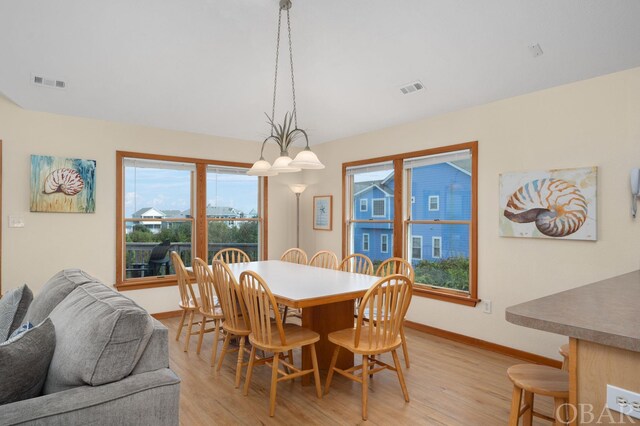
[432,236,441,258]
[343,142,478,307]
[362,234,370,251]
[372,198,386,217]
[412,236,422,260]
[428,195,439,211]
[116,152,267,289]
[360,199,368,211]
[381,234,389,253]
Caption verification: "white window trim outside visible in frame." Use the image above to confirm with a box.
[432,236,442,259]
[428,195,440,211]
[412,235,422,260]
[372,198,386,217]
[363,233,370,252]
[360,199,368,212]
[381,234,389,253]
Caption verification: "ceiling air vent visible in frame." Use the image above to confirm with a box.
[399,81,425,95]
[31,74,66,90]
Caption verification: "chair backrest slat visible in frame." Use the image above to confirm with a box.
[192,257,218,314]
[355,274,412,350]
[212,260,248,330]
[171,251,198,308]
[239,271,286,347]
[309,250,339,270]
[339,253,374,275]
[375,257,415,282]
[213,248,251,264]
[280,248,308,265]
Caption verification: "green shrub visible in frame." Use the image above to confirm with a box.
[414,257,469,292]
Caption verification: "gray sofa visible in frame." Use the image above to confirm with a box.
[0,270,180,425]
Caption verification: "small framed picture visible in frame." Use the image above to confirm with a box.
[313,195,332,231]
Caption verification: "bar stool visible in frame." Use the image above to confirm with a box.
[507,364,569,425]
[559,343,570,371]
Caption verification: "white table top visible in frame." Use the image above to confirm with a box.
[222,260,380,308]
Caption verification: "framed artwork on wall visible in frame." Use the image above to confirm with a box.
[499,166,597,241]
[313,195,332,231]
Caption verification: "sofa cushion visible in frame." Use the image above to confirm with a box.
[0,284,33,341]
[24,269,100,326]
[43,283,154,394]
[0,318,56,405]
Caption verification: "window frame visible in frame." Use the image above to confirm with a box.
[115,151,268,291]
[372,198,386,217]
[428,195,440,211]
[362,233,370,251]
[412,235,423,260]
[381,234,389,253]
[359,199,368,212]
[342,141,479,307]
[431,236,442,259]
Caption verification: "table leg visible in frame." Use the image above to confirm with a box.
[301,300,354,385]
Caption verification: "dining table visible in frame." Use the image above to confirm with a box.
[190,260,380,378]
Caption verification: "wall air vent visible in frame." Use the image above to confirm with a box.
[399,81,425,95]
[31,74,66,90]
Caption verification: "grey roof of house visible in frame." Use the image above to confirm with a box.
[131,207,155,218]
[181,205,244,218]
[161,210,183,218]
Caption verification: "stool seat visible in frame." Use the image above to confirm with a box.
[507,364,569,398]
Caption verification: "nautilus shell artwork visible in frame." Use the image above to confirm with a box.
[503,179,587,237]
[43,168,85,196]
[499,167,596,241]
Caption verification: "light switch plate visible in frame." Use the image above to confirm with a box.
[607,384,640,420]
[9,216,25,228]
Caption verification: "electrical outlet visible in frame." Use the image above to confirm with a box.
[607,385,640,420]
[482,300,492,314]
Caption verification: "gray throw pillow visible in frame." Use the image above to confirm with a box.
[0,318,56,405]
[24,269,99,326]
[0,284,33,341]
[43,283,153,394]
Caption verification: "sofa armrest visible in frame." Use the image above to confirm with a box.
[0,369,180,426]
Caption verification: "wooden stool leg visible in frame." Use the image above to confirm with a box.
[523,391,534,426]
[400,326,410,368]
[391,349,410,402]
[243,346,257,396]
[234,336,245,388]
[183,311,195,352]
[269,352,280,417]
[361,354,369,421]
[554,397,568,426]
[324,346,340,395]
[175,309,187,341]
[509,385,523,426]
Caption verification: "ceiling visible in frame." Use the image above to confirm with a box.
[1,0,640,146]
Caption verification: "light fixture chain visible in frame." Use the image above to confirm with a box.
[270,8,284,136]
[286,7,298,129]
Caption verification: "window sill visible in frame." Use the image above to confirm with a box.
[115,277,178,291]
[413,285,480,307]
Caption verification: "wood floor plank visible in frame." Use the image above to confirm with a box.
[162,317,555,425]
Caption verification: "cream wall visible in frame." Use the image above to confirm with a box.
[299,67,640,360]
[0,95,297,313]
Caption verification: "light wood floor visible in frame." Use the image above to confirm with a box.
[161,317,555,425]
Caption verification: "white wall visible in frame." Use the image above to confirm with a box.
[0,95,296,313]
[299,67,640,359]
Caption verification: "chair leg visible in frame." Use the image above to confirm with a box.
[400,326,410,368]
[217,333,232,372]
[196,315,206,355]
[523,391,534,426]
[391,349,410,402]
[554,397,568,426]
[324,346,341,395]
[210,319,220,367]
[310,344,322,399]
[235,336,246,388]
[508,385,523,426]
[243,346,257,396]
[175,309,187,341]
[362,354,369,421]
[269,352,280,417]
[183,311,195,352]
[283,306,288,324]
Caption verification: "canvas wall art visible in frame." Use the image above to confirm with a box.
[499,166,596,241]
[30,155,96,213]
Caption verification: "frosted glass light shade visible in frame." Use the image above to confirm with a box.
[247,159,278,176]
[289,184,307,194]
[271,155,301,173]
[289,148,325,169]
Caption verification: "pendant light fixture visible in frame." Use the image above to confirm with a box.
[247,0,324,176]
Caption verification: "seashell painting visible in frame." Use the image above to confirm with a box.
[30,155,96,213]
[499,167,596,241]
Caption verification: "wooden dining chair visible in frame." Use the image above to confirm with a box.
[192,258,225,366]
[309,250,339,270]
[339,253,374,275]
[213,248,251,264]
[239,270,322,417]
[211,260,253,388]
[280,248,308,265]
[375,257,414,368]
[325,274,413,420]
[172,251,204,352]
